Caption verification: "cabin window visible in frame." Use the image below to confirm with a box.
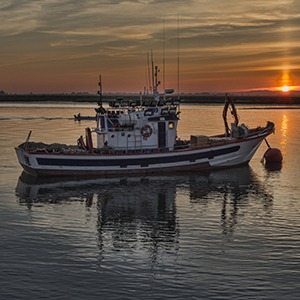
[169,122,174,129]
[100,116,106,129]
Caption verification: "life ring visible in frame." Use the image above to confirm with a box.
[140,124,152,139]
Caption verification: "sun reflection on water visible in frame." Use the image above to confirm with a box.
[280,114,288,155]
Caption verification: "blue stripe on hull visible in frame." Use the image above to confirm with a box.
[36,146,240,167]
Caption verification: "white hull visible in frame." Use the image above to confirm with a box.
[15,131,269,177]
[15,73,276,178]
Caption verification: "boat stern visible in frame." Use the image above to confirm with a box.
[15,147,37,176]
[15,147,26,165]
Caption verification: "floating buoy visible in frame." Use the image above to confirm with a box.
[262,139,283,164]
[264,161,282,171]
[264,148,283,163]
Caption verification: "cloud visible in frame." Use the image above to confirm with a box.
[1,0,300,92]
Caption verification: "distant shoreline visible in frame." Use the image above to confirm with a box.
[1,93,300,105]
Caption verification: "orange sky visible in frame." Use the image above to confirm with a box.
[1,0,300,94]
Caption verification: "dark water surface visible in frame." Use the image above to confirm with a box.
[0,103,299,299]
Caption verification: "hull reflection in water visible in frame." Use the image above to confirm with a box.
[16,173,180,259]
[186,166,273,238]
[16,166,273,249]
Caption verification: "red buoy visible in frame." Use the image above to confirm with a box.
[264,148,283,163]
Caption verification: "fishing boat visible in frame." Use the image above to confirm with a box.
[15,65,275,177]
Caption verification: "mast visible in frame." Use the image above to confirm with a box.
[147,52,151,94]
[154,65,160,95]
[98,74,103,106]
[177,14,180,100]
[151,49,155,95]
[162,19,166,98]
[145,54,149,94]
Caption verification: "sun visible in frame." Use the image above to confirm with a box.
[281,85,290,92]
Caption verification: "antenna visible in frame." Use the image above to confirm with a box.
[163,18,166,97]
[98,74,103,106]
[177,14,180,99]
[144,65,148,95]
[145,54,149,94]
[147,52,151,94]
[151,49,155,94]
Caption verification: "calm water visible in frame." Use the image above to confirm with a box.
[0,102,299,299]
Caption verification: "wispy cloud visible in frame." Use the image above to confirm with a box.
[0,0,299,92]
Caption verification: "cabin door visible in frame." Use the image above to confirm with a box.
[158,122,166,148]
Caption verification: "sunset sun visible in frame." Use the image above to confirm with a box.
[281,85,290,92]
